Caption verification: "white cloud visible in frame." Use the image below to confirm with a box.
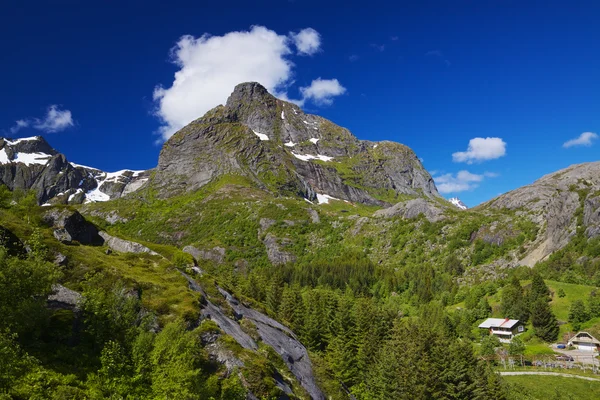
[299,78,346,106]
[452,137,507,164]
[33,105,74,133]
[8,105,73,134]
[563,132,598,148]
[153,25,344,141]
[434,170,498,194]
[10,119,30,134]
[291,28,321,56]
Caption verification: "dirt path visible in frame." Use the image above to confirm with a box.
[500,371,600,381]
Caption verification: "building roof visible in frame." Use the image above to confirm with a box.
[478,318,521,329]
[568,332,600,345]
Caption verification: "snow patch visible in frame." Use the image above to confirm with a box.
[41,203,52,207]
[316,194,340,204]
[252,130,269,141]
[0,149,9,164]
[281,111,285,120]
[70,162,101,171]
[304,198,314,204]
[449,197,468,210]
[5,137,40,145]
[291,152,333,162]
[13,152,52,166]
[309,138,319,144]
[284,141,296,147]
[68,189,84,202]
[373,144,378,148]
[303,121,308,124]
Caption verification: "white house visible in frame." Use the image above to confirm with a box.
[478,318,525,343]
[568,332,600,351]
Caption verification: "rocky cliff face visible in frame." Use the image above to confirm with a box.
[483,161,600,265]
[0,136,150,204]
[152,82,439,206]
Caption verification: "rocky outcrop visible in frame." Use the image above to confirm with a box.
[0,226,27,257]
[47,284,82,311]
[43,209,103,245]
[181,272,325,400]
[98,231,158,255]
[151,82,439,206]
[183,245,226,264]
[484,161,600,265]
[374,198,446,222]
[263,234,296,266]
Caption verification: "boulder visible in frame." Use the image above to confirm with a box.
[374,198,445,222]
[98,231,158,255]
[43,209,103,245]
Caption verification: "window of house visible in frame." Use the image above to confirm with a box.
[518,325,524,332]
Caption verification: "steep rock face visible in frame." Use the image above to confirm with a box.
[0,136,151,204]
[152,82,439,206]
[484,161,600,265]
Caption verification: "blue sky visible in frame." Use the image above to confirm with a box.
[1,0,598,206]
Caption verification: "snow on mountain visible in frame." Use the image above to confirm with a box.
[448,197,468,210]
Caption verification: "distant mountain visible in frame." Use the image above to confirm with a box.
[0,136,150,205]
[449,197,468,210]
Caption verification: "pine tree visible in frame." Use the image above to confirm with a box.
[530,272,550,302]
[531,298,559,342]
[568,299,588,331]
[500,277,529,323]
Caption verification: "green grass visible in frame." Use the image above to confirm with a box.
[504,375,600,399]
[546,280,597,321]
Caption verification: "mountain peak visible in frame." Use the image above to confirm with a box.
[226,82,273,109]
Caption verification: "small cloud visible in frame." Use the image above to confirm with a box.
[291,28,321,56]
[563,132,598,148]
[299,78,346,106]
[370,43,385,52]
[452,137,507,164]
[8,105,74,134]
[426,49,451,66]
[349,54,359,62]
[433,170,498,194]
[10,119,30,134]
[33,105,74,133]
[390,36,399,41]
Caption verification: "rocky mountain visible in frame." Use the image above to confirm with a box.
[449,197,468,210]
[482,161,600,266]
[0,136,150,205]
[151,82,439,206]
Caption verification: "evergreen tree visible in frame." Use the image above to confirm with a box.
[588,290,600,318]
[530,272,550,302]
[531,298,559,342]
[500,277,529,323]
[327,295,357,385]
[568,299,588,331]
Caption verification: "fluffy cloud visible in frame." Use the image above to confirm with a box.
[291,28,321,55]
[9,105,74,134]
[299,78,346,106]
[452,137,507,164]
[153,25,343,141]
[434,170,498,194]
[563,132,598,148]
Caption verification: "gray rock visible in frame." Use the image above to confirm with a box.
[263,234,296,265]
[47,284,82,311]
[307,208,320,224]
[54,252,68,266]
[43,209,103,245]
[98,231,158,255]
[374,198,446,222]
[183,245,226,264]
[205,341,245,373]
